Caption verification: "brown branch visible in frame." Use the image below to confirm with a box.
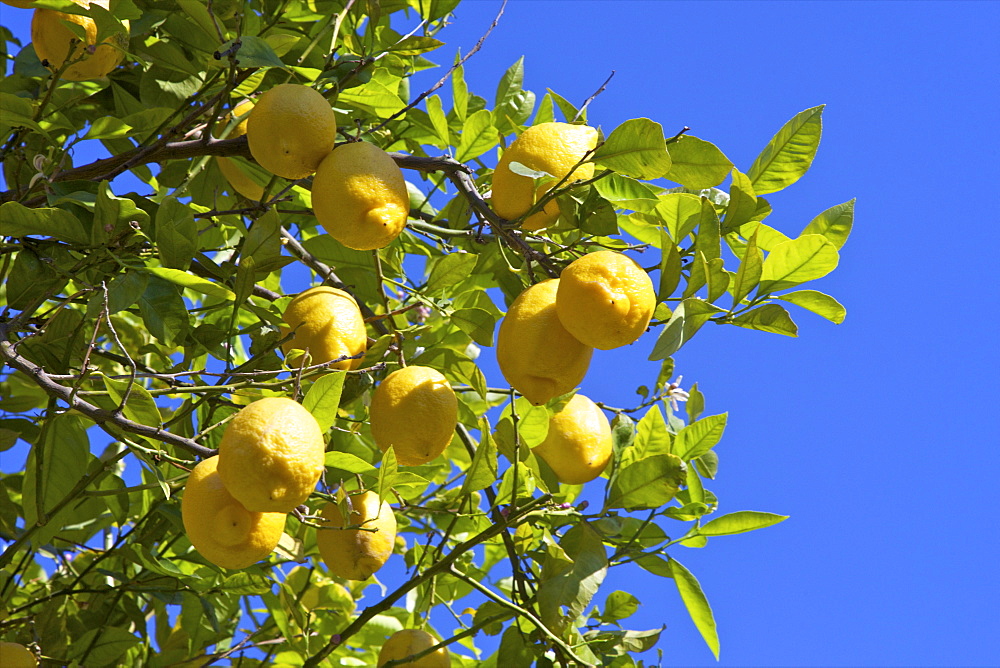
[574,70,615,122]
[0,324,214,458]
[302,493,553,668]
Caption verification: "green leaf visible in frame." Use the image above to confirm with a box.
[775,289,846,324]
[635,406,671,458]
[760,234,839,290]
[5,248,68,311]
[324,451,377,474]
[674,413,727,460]
[658,231,682,300]
[694,449,719,480]
[384,35,444,56]
[664,135,733,189]
[376,446,399,505]
[426,252,478,293]
[801,198,854,249]
[655,192,704,241]
[693,197,722,261]
[94,181,149,244]
[145,268,235,301]
[592,173,659,212]
[460,418,498,495]
[155,196,197,270]
[451,307,495,347]
[498,624,536,665]
[648,298,723,361]
[68,627,141,666]
[138,275,190,347]
[231,35,287,69]
[607,453,686,510]
[731,226,763,307]
[668,557,720,659]
[699,511,788,536]
[686,382,705,423]
[22,414,90,547]
[592,118,672,179]
[303,373,346,433]
[426,94,450,146]
[102,376,162,428]
[601,590,641,624]
[538,522,608,633]
[243,209,284,273]
[455,108,498,163]
[731,303,799,337]
[0,202,89,245]
[747,104,824,195]
[723,168,757,233]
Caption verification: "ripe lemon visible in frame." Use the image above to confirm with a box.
[532,393,612,485]
[311,141,409,250]
[496,278,593,406]
[216,99,265,200]
[316,490,396,581]
[31,0,128,81]
[377,629,449,668]
[281,286,367,371]
[246,83,337,180]
[181,456,286,569]
[216,397,326,512]
[556,250,656,350]
[369,366,457,466]
[0,643,37,668]
[492,122,598,231]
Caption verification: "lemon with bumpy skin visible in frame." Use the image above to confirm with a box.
[217,398,326,512]
[281,286,367,371]
[246,83,337,180]
[377,629,449,668]
[556,250,656,350]
[370,366,457,466]
[32,0,128,81]
[316,490,396,581]
[497,279,593,406]
[215,99,265,200]
[532,393,612,485]
[311,141,409,250]
[491,122,598,231]
[181,456,286,569]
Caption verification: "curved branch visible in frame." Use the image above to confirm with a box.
[0,325,215,458]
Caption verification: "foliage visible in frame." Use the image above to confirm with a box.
[0,0,852,665]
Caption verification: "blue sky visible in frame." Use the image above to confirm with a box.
[3,1,1000,665]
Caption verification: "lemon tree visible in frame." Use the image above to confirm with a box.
[0,0,852,665]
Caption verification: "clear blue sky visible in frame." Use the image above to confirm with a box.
[3,1,999,665]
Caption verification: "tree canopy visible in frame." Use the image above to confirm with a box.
[0,0,852,665]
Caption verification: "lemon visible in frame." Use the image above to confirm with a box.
[556,250,656,350]
[31,0,128,81]
[216,397,326,512]
[216,99,265,201]
[311,141,409,250]
[181,456,286,569]
[281,286,367,371]
[0,643,37,668]
[377,629,449,668]
[532,393,612,485]
[369,366,457,466]
[496,278,593,406]
[316,490,396,581]
[246,83,337,180]
[491,122,598,231]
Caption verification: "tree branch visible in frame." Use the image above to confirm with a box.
[0,324,214,458]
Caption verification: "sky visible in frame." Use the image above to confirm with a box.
[3,1,1000,666]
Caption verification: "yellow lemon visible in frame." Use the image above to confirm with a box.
[181,456,286,569]
[246,83,337,180]
[316,490,396,581]
[491,122,598,231]
[0,643,37,668]
[281,286,367,371]
[369,366,457,466]
[496,278,593,406]
[216,398,326,512]
[31,0,128,81]
[532,393,612,485]
[556,250,656,350]
[377,629,449,668]
[311,141,409,250]
[216,99,265,200]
